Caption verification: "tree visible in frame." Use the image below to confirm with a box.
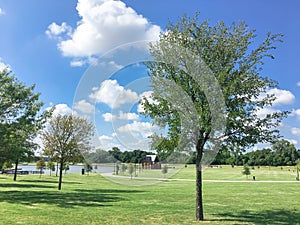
[41,114,94,190]
[141,14,288,221]
[128,164,134,179]
[85,162,93,175]
[162,164,168,178]
[36,157,46,178]
[115,163,120,175]
[242,164,251,179]
[271,140,298,166]
[46,160,55,176]
[0,69,51,181]
[2,161,13,171]
[296,160,300,181]
[120,163,127,175]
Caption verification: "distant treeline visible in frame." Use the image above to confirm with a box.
[83,140,300,167]
[212,139,300,166]
[85,147,154,164]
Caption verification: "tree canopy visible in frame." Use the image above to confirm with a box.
[141,14,288,221]
[41,114,94,190]
[0,69,50,180]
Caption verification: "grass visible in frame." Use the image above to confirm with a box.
[0,166,299,225]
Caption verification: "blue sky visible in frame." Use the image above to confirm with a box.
[0,0,300,151]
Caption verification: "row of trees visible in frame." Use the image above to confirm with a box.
[85,147,156,164]
[212,139,300,166]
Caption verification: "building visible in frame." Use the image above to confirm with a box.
[142,155,161,169]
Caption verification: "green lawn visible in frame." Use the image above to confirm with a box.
[0,166,299,225]
[172,165,299,181]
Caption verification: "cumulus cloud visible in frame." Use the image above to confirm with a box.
[73,100,94,114]
[89,79,139,109]
[297,81,300,87]
[47,103,74,116]
[291,127,300,136]
[290,109,300,121]
[98,134,121,150]
[47,0,161,60]
[102,111,139,122]
[46,22,72,40]
[0,8,5,15]
[118,111,139,120]
[70,60,85,67]
[285,139,298,145]
[255,107,279,118]
[102,112,117,122]
[259,88,295,106]
[118,121,159,138]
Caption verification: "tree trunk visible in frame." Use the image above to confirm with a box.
[196,160,204,221]
[58,161,63,190]
[13,159,19,181]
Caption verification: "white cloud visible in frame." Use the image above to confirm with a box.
[255,107,278,118]
[118,121,159,138]
[45,22,72,39]
[118,111,139,120]
[292,109,300,120]
[297,81,300,87]
[47,103,74,116]
[0,8,5,15]
[285,139,298,145]
[102,112,117,122]
[99,134,113,142]
[89,79,139,109]
[98,134,121,150]
[47,0,161,58]
[73,100,94,114]
[260,88,295,106]
[291,127,300,136]
[70,60,85,67]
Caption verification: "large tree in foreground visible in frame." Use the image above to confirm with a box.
[41,114,94,190]
[0,69,50,180]
[141,15,288,221]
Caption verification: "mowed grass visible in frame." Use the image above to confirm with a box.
[173,165,299,181]
[0,166,299,225]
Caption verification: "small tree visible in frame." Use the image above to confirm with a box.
[120,164,127,175]
[2,161,13,171]
[63,164,70,174]
[162,164,168,178]
[85,162,93,175]
[128,164,134,179]
[242,165,251,179]
[115,163,120,175]
[41,114,94,190]
[46,160,55,176]
[36,157,46,178]
[296,160,300,181]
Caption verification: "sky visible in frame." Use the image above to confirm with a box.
[0,0,300,152]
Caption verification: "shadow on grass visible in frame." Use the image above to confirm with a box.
[0,183,54,189]
[0,188,145,208]
[21,179,82,185]
[213,209,300,225]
